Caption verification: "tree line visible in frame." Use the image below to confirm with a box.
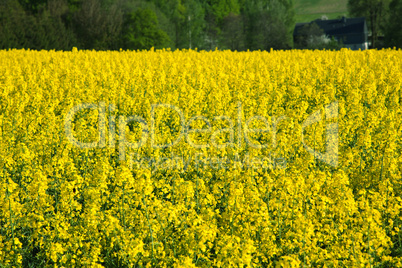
[1,0,402,51]
[348,0,402,49]
[0,0,295,51]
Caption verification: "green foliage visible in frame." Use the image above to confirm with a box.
[121,0,176,48]
[210,0,241,21]
[243,0,294,50]
[18,0,47,13]
[307,36,342,50]
[347,0,390,48]
[121,8,170,50]
[4,0,402,51]
[294,22,323,48]
[1,0,299,51]
[0,0,77,50]
[384,0,402,48]
[72,0,123,50]
[220,13,244,50]
[294,22,343,50]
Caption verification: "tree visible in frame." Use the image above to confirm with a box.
[201,0,241,50]
[121,0,176,49]
[73,0,123,50]
[35,9,77,50]
[0,0,77,50]
[209,0,240,22]
[294,22,324,48]
[204,4,219,49]
[348,0,390,48]
[384,0,402,47]
[243,0,295,50]
[18,0,47,13]
[221,12,244,50]
[148,0,187,49]
[166,0,206,49]
[121,8,170,50]
[1,0,299,51]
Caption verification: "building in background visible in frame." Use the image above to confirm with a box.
[294,17,369,50]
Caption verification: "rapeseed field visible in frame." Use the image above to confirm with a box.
[0,48,401,267]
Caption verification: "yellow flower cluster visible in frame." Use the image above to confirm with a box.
[0,48,401,267]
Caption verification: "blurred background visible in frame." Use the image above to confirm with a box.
[0,0,401,51]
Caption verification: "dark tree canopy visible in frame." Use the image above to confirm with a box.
[384,0,402,48]
[347,0,390,48]
[121,8,170,50]
[4,0,399,51]
[0,0,300,51]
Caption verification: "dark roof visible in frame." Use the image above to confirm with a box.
[294,17,367,44]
